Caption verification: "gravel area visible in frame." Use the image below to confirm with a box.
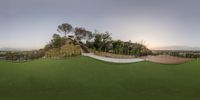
[142,55,192,64]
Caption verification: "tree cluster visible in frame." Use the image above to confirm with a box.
[45,23,152,57]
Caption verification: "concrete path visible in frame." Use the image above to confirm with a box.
[82,53,144,63]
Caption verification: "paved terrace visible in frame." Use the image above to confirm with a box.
[82,53,144,63]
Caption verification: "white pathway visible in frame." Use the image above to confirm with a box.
[82,53,144,63]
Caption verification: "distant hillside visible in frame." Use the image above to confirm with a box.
[152,46,200,51]
[0,47,32,51]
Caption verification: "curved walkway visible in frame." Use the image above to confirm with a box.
[82,53,144,63]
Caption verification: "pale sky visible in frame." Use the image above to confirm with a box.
[0,0,200,50]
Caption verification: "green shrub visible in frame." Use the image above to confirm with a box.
[45,44,81,58]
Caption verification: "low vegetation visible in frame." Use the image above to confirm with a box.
[45,44,81,58]
[0,50,45,62]
[0,57,200,100]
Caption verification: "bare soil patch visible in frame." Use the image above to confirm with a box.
[141,55,192,64]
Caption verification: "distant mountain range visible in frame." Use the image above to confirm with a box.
[152,46,200,51]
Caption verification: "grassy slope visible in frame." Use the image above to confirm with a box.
[0,57,200,100]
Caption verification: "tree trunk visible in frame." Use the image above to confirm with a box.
[65,31,67,37]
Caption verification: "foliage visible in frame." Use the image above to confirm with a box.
[51,34,66,48]
[75,27,93,42]
[54,23,152,57]
[93,31,112,51]
[45,44,81,58]
[57,23,73,37]
[2,50,45,61]
[44,34,68,51]
[44,33,82,58]
[48,22,152,57]
[92,35,151,57]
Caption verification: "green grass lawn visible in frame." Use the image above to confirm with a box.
[0,57,200,100]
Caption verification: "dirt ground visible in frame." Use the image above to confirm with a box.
[141,55,192,64]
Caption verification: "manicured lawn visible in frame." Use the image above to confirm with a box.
[0,57,200,100]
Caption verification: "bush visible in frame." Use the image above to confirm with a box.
[45,44,81,58]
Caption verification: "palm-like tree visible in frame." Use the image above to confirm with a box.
[57,23,73,37]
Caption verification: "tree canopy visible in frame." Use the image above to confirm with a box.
[75,27,93,42]
[57,23,73,37]
[45,22,152,57]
